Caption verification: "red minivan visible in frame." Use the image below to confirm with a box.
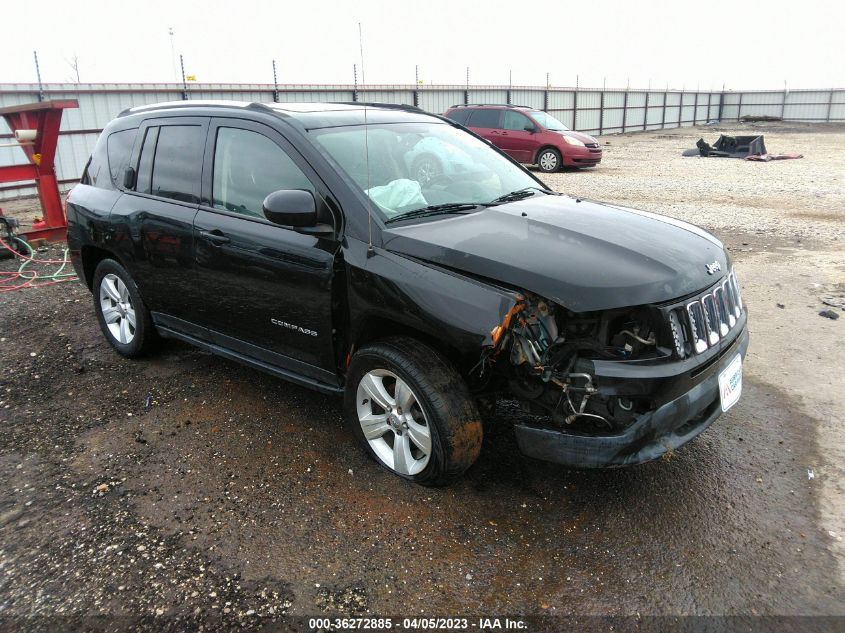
[443,104,602,173]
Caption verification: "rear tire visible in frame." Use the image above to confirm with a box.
[344,337,483,486]
[92,259,158,358]
[537,147,562,173]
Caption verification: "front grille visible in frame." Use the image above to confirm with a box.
[585,142,600,148]
[671,269,744,358]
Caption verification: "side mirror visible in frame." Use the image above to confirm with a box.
[262,189,318,227]
[123,166,136,189]
[524,125,537,133]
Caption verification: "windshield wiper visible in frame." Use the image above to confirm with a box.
[383,203,483,224]
[489,186,553,205]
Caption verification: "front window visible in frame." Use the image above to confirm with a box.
[527,111,569,131]
[212,127,314,217]
[310,122,541,221]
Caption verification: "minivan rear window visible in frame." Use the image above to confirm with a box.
[445,109,470,125]
[467,109,501,129]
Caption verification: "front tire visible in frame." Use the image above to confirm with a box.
[410,154,443,186]
[344,337,483,486]
[537,147,562,173]
[92,259,157,358]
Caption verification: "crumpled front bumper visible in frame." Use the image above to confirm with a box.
[513,326,750,468]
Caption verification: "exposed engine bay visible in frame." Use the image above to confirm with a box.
[481,293,669,433]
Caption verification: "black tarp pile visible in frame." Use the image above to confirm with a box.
[682,134,803,161]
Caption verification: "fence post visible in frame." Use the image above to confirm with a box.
[599,90,604,135]
[718,91,724,121]
[272,60,279,103]
[413,65,420,108]
[661,91,667,129]
[544,73,549,112]
[693,92,699,125]
[621,89,628,133]
[827,89,834,122]
[573,88,578,129]
[352,64,358,102]
[706,92,712,122]
[737,92,743,121]
[33,51,44,102]
[781,87,787,120]
[180,54,188,100]
[643,90,649,130]
[678,90,683,126]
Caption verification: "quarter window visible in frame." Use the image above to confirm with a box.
[107,129,137,186]
[212,127,313,217]
[467,109,502,129]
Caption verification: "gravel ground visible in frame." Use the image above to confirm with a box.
[541,121,845,243]
[0,122,843,631]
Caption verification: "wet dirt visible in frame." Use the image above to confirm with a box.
[1,124,844,628]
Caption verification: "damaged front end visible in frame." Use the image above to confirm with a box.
[479,274,750,467]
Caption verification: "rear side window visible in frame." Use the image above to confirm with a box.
[467,109,501,129]
[445,109,470,124]
[212,127,314,217]
[135,127,159,195]
[107,129,136,186]
[149,125,204,203]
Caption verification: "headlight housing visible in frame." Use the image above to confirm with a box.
[562,136,585,147]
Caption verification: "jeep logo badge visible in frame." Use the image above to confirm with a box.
[705,261,722,275]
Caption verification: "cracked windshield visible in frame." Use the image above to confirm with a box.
[311,122,542,221]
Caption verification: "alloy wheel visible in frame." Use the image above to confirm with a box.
[356,369,432,476]
[99,273,136,345]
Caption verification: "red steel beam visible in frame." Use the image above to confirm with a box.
[0,100,78,242]
[0,164,38,181]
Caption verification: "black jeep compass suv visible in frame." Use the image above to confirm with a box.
[67,101,748,485]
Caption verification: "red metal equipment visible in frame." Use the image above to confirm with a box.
[0,100,79,242]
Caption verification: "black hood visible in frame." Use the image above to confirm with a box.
[381,195,728,312]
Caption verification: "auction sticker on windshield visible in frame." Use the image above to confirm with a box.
[718,354,743,412]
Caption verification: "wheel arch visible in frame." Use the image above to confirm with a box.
[347,315,467,375]
[534,144,563,165]
[81,245,124,290]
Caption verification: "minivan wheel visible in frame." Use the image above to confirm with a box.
[537,148,562,173]
[344,337,483,486]
[92,259,157,358]
[411,154,443,185]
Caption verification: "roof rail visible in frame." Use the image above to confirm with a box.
[448,103,534,109]
[334,102,425,112]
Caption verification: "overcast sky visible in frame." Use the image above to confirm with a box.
[2,0,842,90]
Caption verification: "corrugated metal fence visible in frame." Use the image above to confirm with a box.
[1,82,843,200]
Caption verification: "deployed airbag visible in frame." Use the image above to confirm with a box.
[366,179,427,216]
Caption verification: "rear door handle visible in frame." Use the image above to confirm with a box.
[199,229,230,245]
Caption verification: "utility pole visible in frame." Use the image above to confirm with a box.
[168,27,177,81]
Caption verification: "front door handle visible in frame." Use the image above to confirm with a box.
[199,229,231,245]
